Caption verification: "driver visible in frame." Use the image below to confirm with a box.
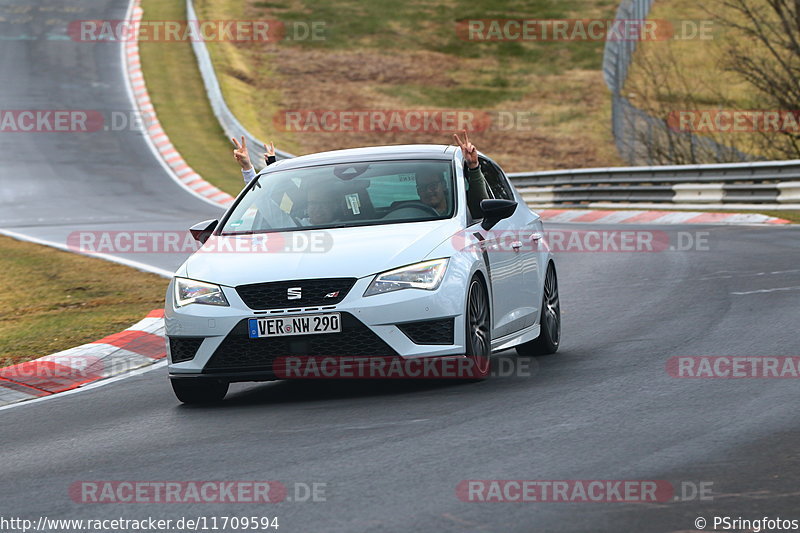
[415,172,449,215]
[453,130,489,217]
[415,131,489,216]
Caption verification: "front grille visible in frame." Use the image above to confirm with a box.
[398,318,455,345]
[203,312,398,373]
[236,278,357,310]
[168,336,204,363]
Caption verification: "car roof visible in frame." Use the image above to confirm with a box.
[262,144,458,173]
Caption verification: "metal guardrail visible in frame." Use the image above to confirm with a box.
[184,0,798,209]
[186,0,294,163]
[508,161,800,206]
[602,0,652,93]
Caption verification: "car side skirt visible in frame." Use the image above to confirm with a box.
[491,323,541,352]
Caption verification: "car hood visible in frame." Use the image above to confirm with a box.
[184,219,462,286]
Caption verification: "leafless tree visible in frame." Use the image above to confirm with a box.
[712,0,800,158]
[624,41,753,164]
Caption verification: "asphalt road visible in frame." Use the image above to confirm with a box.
[0,0,223,274]
[2,1,800,532]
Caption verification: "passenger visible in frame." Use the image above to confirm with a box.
[232,130,489,218]
[233,137,341,225]
[305,183,342,225]
[232,136,275,185]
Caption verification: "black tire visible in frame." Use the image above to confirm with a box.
[466,276,492,380]
[516,262,560,357]
[171,378,229,404]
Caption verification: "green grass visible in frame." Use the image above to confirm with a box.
[185,0,624,171]
[139,0,248,196]
[0,236,167,367]
[749,210,800,224]
[263,0,614,67]
[378,85,525,108]
[134,0,625,175]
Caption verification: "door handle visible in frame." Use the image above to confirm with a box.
[529,232,543,242]
[511,241,522,251]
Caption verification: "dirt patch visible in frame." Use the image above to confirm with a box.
[247,47,618,171]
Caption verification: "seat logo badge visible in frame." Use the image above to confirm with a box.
[287,287,302,300]
[324,291,339,298]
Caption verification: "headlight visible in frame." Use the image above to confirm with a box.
[174,277,229,307]
[364,258,449,297]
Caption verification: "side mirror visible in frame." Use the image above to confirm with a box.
[189,219,218,244]
[480,199,517,230]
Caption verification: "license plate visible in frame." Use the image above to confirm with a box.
[248,313,341,338]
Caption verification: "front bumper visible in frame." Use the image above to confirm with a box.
[166,273,467,380]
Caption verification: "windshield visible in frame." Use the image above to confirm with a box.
[220,159,455,234]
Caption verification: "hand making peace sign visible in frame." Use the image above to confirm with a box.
[264,141,275,162]
[453,130,479,169]
[233,136,276,171]
[232,136,252,171]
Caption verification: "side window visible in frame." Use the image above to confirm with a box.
[494,162,517,201]
[479,158,513,201]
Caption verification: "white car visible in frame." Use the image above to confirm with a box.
[166,145,560,403]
